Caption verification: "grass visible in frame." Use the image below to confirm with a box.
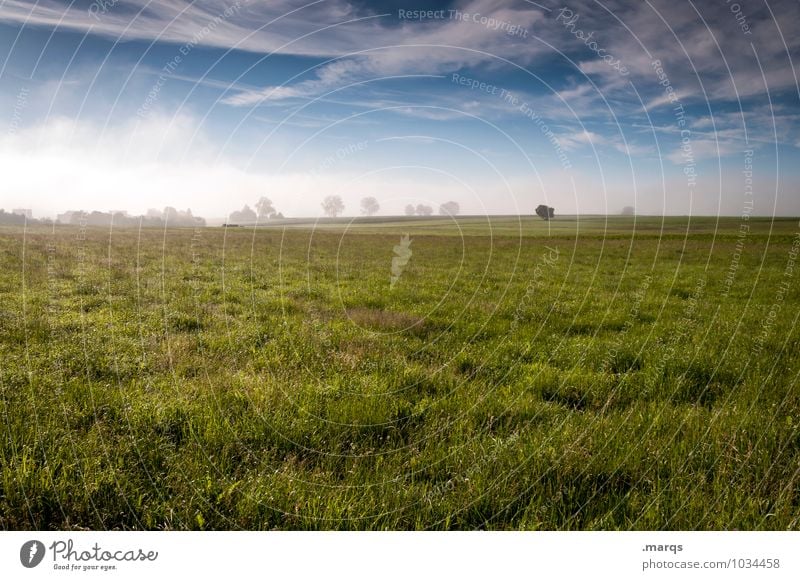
[0,216,799,530]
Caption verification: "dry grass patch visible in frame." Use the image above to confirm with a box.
[346,307,426,333]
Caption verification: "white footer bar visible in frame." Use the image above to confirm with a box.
[1,532,796,579]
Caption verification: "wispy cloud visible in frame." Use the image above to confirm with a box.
[223,84,307,105]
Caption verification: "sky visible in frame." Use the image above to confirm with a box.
[0,0,798,218]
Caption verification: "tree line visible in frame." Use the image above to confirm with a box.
[0,207,205,227]
[225,196,463,222]
[319,196,461,218]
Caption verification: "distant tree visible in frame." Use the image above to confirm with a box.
[360,196,380,216]
[229,204,257,224]
[621,206,635,216]
[404,204,416,216]
[535,204,554,220]
[439,201,460,216]
[255,197,277,219]
[163,207,179,224]
[0,209,27,225]
[12,209,32,219]
[274,212,285,219]
[87,211,112,226]
[173,208,203,227]
[31,208,206,228]
[241,205,257,222]
[416,204,433,216]
[321,195,345,217]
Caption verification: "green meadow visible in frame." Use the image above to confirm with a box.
[1,216,799,530]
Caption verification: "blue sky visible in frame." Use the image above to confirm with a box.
[1,0,798,218]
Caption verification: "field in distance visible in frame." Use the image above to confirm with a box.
[1,216,798,530]
[239,214,798,238]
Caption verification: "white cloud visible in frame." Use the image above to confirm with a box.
[0,114,259,216]
[612,141,653,156]
[665,138,739,164]
[221,85,307,105]
[558,129,606,150]
[643,90,691,112]
[0,114,539,218]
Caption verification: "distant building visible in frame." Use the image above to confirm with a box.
[12,209,32,219]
